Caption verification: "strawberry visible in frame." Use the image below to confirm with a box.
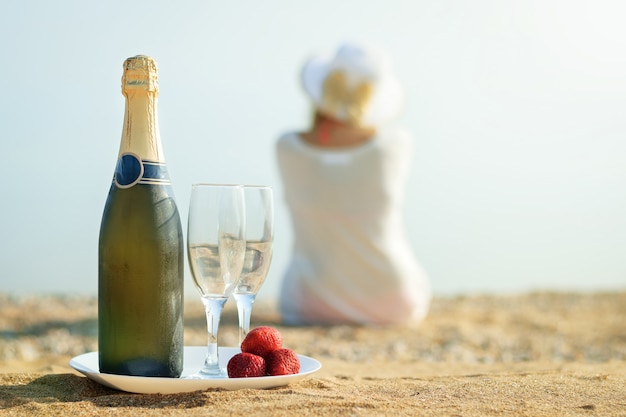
[265,348,300,376]
[241,326,283,358]
[227,352,266,378]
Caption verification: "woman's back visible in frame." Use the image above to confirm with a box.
[277,128,431,325]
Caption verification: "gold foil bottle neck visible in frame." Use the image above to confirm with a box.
[122,55,159,94]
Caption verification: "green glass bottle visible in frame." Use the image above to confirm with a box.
[98,55,184,377]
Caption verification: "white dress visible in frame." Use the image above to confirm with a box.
[276,128,431,325]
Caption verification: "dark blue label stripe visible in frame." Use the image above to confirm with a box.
[113,155,171,188]
[140,161,170,184]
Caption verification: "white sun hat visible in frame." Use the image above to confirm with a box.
[301,42,405,127]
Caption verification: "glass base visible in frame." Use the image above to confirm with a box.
[184,366,228,379]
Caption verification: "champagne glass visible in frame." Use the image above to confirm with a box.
[233,185,274,345]
[187,184,246,378]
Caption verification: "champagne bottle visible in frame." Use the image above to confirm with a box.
[98,55,184,377]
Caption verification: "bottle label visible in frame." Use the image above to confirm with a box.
[113,152,171,189]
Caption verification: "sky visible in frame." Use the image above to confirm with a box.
[0,0,625,302]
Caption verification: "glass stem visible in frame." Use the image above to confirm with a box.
[235,294,255,346]
[201,296,227,376]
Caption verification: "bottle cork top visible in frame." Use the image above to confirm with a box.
[122,55,159,94]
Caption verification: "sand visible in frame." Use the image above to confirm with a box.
[1,291,625,416]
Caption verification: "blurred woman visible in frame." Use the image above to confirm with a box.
[276,42,431,325]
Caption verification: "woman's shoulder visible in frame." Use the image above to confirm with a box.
[368,126,413,154]
[276,131,304,148]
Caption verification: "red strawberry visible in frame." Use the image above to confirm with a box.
[241,326,283,358]
[227,352,266,378]
[265,348,300,376]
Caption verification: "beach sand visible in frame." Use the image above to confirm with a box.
[1,292,625,416]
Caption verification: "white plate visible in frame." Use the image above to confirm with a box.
[69,346,322,394]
